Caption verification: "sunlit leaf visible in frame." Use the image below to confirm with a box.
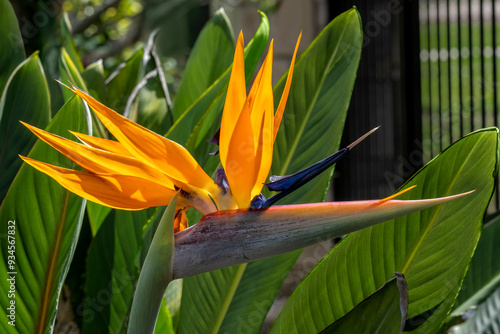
[0,96,87,333]
[0,54,50,202]
[271,128,498,334]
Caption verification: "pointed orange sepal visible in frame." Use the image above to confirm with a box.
[273,32,302,140]
[21,122,176,189]
[20,156,179,210]
[70,131,132,157]
[377,185,418,204]
[68,87,215,193]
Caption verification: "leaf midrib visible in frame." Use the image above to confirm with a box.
[400,139,480,275]
[211,263,247,334]
[36,191,70,334]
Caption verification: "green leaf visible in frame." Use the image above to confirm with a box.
[82,209,152,333]
[60,13,84,73]
[166,11,269,147]
[165,279,182,330]
[0,53,51,203]
[153,299,175,334]
[0,96,87,333]
[451,214,500,316]
[127,193,178,334]
[136,87,172,135]
[172,8,234,120]
[59,51,108,139]
[270,128,499,334]
[449,285,500,334]
[86,201,112,236]
[106,49,144,113]
[59,48,87,102]
[322,274,408,334]
[138,207,166,268]
[0,0,25,94]
[81,60,107,103]
[178,8,362,334]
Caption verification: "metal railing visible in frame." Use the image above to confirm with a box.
[419,0,499,209]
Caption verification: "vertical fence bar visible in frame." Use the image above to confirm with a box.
[427,0,434,157]
[437,0,444,152]
[493,0,498,126]
[458,0,464,138]
[469,0,474,132]
[480,0,486,128]
[447,0,453,145]
[436,1,443,152]
[493,0,499,210]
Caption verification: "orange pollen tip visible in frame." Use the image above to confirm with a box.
[377,185,417,204]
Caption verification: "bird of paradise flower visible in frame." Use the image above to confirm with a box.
[20,32,470,274]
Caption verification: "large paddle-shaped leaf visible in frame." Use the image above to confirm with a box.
[0,54,51,203]
[0,0,24,94]
[178,8,362,334]
[322,274,408,333]
[270,128,499,334]
[0,96,87,333]
[451,214,500,316]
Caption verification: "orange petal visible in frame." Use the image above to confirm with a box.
[220,32,247,167]
[248,40,274,148]
[70,88,214,192]
[224,104,256,207]
[174,209,188,233]
[252,105,274,199]
[246,42,275,200]
[222,41,275,207]
[274,32,301,140]
[21,156,178,210]
[22,122,176,189]
[70,131,132,156]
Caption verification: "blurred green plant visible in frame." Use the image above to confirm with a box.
[0,1,499,333]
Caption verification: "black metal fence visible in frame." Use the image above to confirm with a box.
[329,0,423,202]
[419,0,500,208]
[330,0,499,210]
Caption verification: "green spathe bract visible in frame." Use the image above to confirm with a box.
[127,193,178,334]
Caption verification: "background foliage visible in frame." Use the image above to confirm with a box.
[1,1,500,333]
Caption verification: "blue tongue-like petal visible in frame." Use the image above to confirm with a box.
[261,127,379,208]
